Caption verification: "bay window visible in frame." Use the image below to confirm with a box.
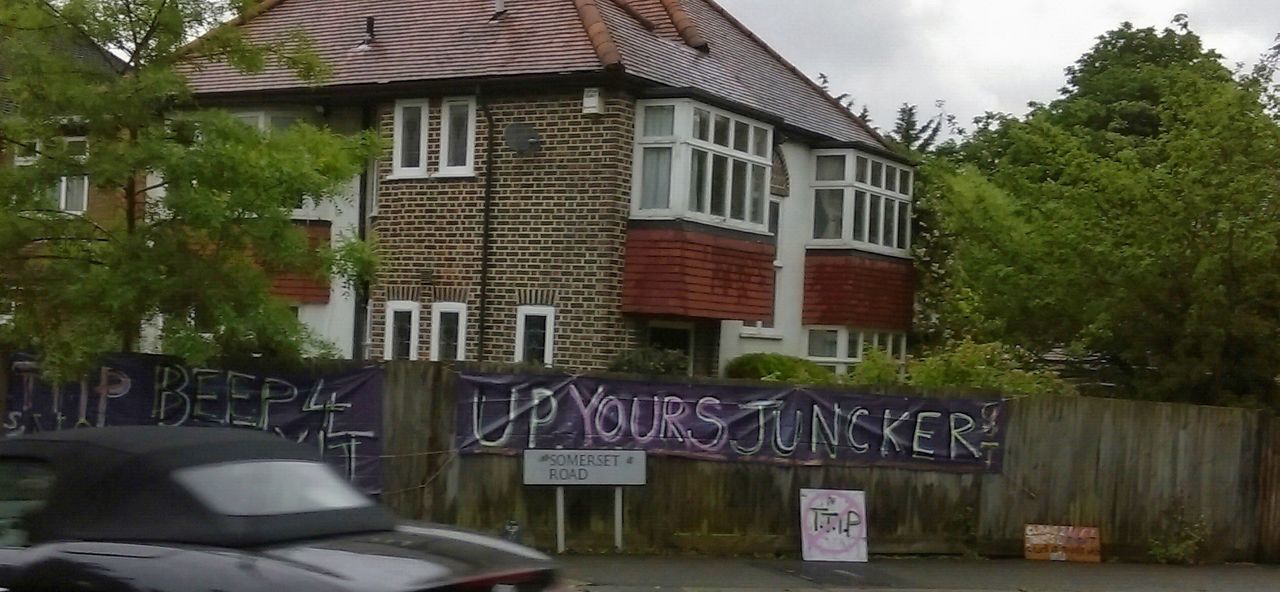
[810,150,913,256]
[634,100,773,233]
[806,326,907,374]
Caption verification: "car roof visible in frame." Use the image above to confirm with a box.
[0,426,395,548]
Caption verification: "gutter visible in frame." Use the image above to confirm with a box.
[352,102,374,360]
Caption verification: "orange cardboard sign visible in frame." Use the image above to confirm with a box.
[1024,524,1102,563]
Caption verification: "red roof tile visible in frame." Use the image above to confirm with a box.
[184,0,890,149]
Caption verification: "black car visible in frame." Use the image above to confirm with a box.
[0,426,565,592]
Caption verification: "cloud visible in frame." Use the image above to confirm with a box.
[715,0,1276,129]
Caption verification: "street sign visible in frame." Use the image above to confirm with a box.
[522,449,646,486]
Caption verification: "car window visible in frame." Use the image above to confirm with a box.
[0,460,53,547]
[172,460,371,516]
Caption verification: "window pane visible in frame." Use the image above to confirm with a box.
[730,159,748,221]
[899,169,912,195]
[446,103,470,167]
[882,199,896,247]
[879,333,892,351]
[399,106,422,169]
[885,165,898,192]
[63,176,87,212]
[643,105,675,137]
[815,155,846,181]
[813,189,844,239]
[438,311,461,361]
[853,190,867,242]
[768,199,781,236]
[733,121,751,152]
[16,142,37,159]
[896,202,910,249]
[871,161,883,187]
[713,115,730,146]
[710,154,728,216]
[392,310,413,360]
[808,329,839,358]
[855,156,868,183]
[868,194,882,244]
[689,149,709,213]
[269,114,303,132]
[749,165,766,224]
[640,147,672,209]
[522,314,548,364]
[693,108,711,141]
[847,331,863,360]
[65,139,87,157]
[173,461,371,516]
[753,126,769,157]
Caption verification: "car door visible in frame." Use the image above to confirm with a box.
[0,458,54,587]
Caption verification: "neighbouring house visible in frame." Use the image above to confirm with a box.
[184,0,915,375]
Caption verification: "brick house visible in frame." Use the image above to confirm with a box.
[185,0,915,375]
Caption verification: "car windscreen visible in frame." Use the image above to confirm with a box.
[172,460,372,516]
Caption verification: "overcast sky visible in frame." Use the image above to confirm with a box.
[716,0,1277,131]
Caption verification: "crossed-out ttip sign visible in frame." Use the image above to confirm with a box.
[799,488,868,562]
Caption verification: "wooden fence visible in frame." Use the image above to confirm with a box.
[378,362,1280,562]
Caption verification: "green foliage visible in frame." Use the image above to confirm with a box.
[724,353,832,384]
[907,340,1070,396]
[0,1,379,380]
[1148,504,1209,565]
[920,21,1280,406]
[847,348,900,386]
[607,347,690,377]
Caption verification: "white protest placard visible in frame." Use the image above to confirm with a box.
[522,449,646,486]
[800,488,868,562]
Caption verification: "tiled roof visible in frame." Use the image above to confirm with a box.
[184,0,888,148]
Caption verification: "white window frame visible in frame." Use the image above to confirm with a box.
[429,301,468,361]
[632,99,774,234]
[437,96,477,177]
[514,305,556,366]
[383,300,421,361]
[809,149,913,258]
[805,326,906,374]
[15,138,89,214]
[231,108,327,218]
[391,99,430,178]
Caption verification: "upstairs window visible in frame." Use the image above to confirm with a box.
[811,151,913,257]
[392,99,429,177]
[14,138,88,214]
[438,97,477,177]
[634,100,773,233]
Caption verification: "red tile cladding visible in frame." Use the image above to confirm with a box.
[270,221,331,304]
[803,250,913,331]
[622,226,774,320]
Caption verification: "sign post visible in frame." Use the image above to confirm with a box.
[523,449,646,553]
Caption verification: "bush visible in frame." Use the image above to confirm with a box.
[1148,505,1208,565]
[724,353,833,383]
[907,340,1070,396]
[608,347,689,376]
[848,348,902,386]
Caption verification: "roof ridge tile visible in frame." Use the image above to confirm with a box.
[658,0,708,51]
[573,0,625,70]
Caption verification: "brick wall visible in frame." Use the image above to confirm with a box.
[803,250,913,331]
[368,89,640,368]
[622,223,775,321]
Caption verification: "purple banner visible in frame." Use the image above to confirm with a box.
[6,354,384,494]
[456,374,1008,473]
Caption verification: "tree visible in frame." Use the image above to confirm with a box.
[922,22,1280,406]
[0,1,377,380]
[886,103,947,154]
